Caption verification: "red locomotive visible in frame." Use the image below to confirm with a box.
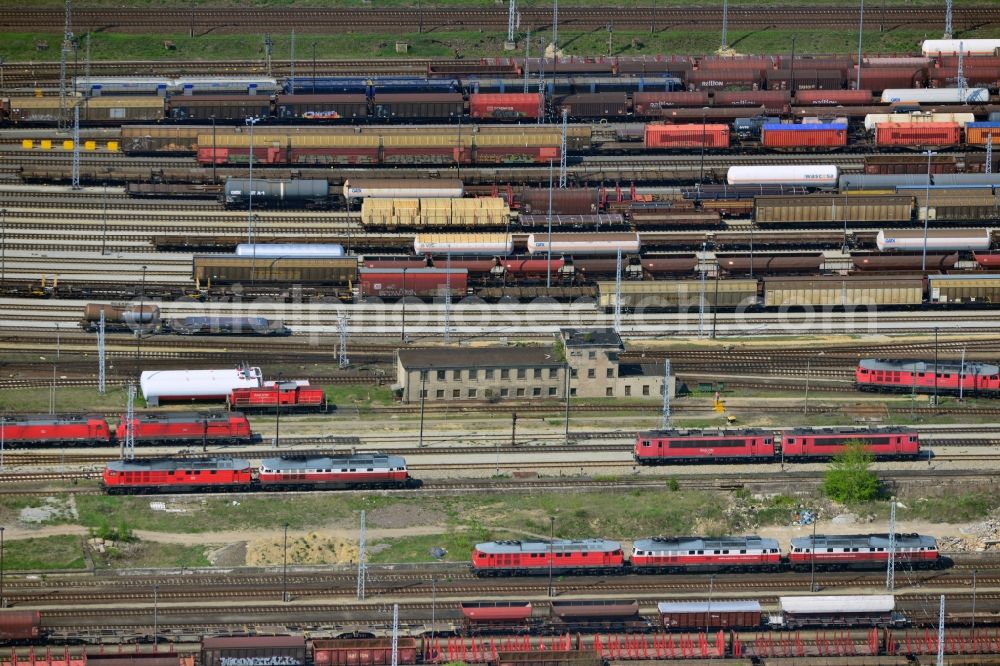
[634,429,776,464]
[856,358,1000,396]
[102,458,254,494]
[117,412,253,445]
[471,539,625,576]
[781,427,920,460]
[257,454,420,490]
[634,427,920,464]
[787,533,945,571]
[228,384,327,412]
[630,536,783,574]
[102,454,420,494]
[0,415,112,447]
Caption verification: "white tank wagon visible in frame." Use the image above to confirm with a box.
[140,366,263,406]
[234,244,345,259]
[414,233,513,256]
[880,88,989,104]
[876,228,991,252]
[922,39,1000,57]
[343,178,464,200]
[727,165,839,188]
[527,232,641,255]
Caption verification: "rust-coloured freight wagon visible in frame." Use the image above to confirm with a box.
[0,610,41,640]
[168,95,271,121]
[557,93,629,118]
[359,267,468,299]
[313,638,419,666]
[874,121,961,146]
[658,600,763,630]
[761,123,847,148]
[794,89,874,105]
[633,91,710,115]
[864,154,958,174]
[644,124,730,149]
[713,90,790,111]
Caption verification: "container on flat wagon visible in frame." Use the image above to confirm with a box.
[632,91,710,114]
[794,89,873,105]
[658,600,762,630]
[313,638,419,666]
[761,123,847,148]
[644,124,730,149]
[469,93,543,119]
[874,122,961,146]
[235,244,345,258]
[965,122,1000,145]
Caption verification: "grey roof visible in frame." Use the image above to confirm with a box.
[637,428,770,438]
[633,535,780,551]
[658,601,762,614]
[560,328,623,349]
[789,533,937,550]
[779,595,894,614]
[476,539,621,554]
[107,457,251,472]
[786,427,912,436]
[132,411,240,424]
[619,362,667,379]
[859,358,1000,376]
[928,274,1000,281]
[260,454,407,470]
[398,346,563,370]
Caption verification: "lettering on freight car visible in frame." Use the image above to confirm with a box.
[220,658,301,666]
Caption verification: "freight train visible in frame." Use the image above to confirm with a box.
[633,427,920,465]
[856,358,1000,396]
[101,453,422,494]
[0,412,252,448]
[471,532,948,576]
[80,303,290,335]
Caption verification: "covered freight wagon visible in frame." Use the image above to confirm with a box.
[762,276,924,307]
[371,92,464,119]
[928,274,1000,304]
[469,93,543,120]
[140,366,263,406]
[359,267,468,299]
[274,94,368,120]
[776,595,902,629]
[168,95,272,121]
[644,124,730,149]
[633,91,710,115]
[794,89,873,105]
[556,93,629,119]
[753,194,913,224]
[193,256,359,285]
[658,600,762,630]
[598,279,758,310]
[202,637,307,666]
[313,638,418,666]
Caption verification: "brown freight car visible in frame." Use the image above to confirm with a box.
[168,95,271,121]
[372,93,464,119]
[717,253,825,275]
[864,154,958,175]
[658,600,763,630]
[313,638,419,666]
[556,93,629,119]
[762,275,924,307]
[753,194,914,224]
[202,637,307,666]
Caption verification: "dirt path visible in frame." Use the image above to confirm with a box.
[0,524,448,544]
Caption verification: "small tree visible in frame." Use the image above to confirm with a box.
[823,440,880,503]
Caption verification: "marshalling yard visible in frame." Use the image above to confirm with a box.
[3,2,1000,665]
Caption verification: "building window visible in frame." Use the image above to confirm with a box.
[606,387,613,397]
[587,369,596,379]
[643,385,650,396]
[486,369,495,379]
[549,387,557,396]
[548,368,556,379]
[453,370,461,381]
[534,368,542,379]
[661,385,666,395]
[436,389,445,398]
[625,385,631,396]
[571,369,578,378]
[589,351,596,359]
[468,389,477,398]
[517,368,526,379]
[420,389,427,398]
[500,388,509,397]
[516,388,525,397]
[437,370,446,381]
[606,368,614,378]
[469,369,478,380]
[571,388,577,397]
[501,369,510,379]
[533,387,541,397]
[453,389,461,398]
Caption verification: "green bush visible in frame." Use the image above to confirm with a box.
[823,441,880,503]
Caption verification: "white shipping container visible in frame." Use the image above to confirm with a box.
[727,165,839,187]
[140,367,263,406]
[413,233,513,256]
[880,88,990,104]
[343,178,464,199]
[863,112,976,132]
[526,233,641,255]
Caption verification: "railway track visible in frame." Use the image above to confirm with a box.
[0,7,995,35]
